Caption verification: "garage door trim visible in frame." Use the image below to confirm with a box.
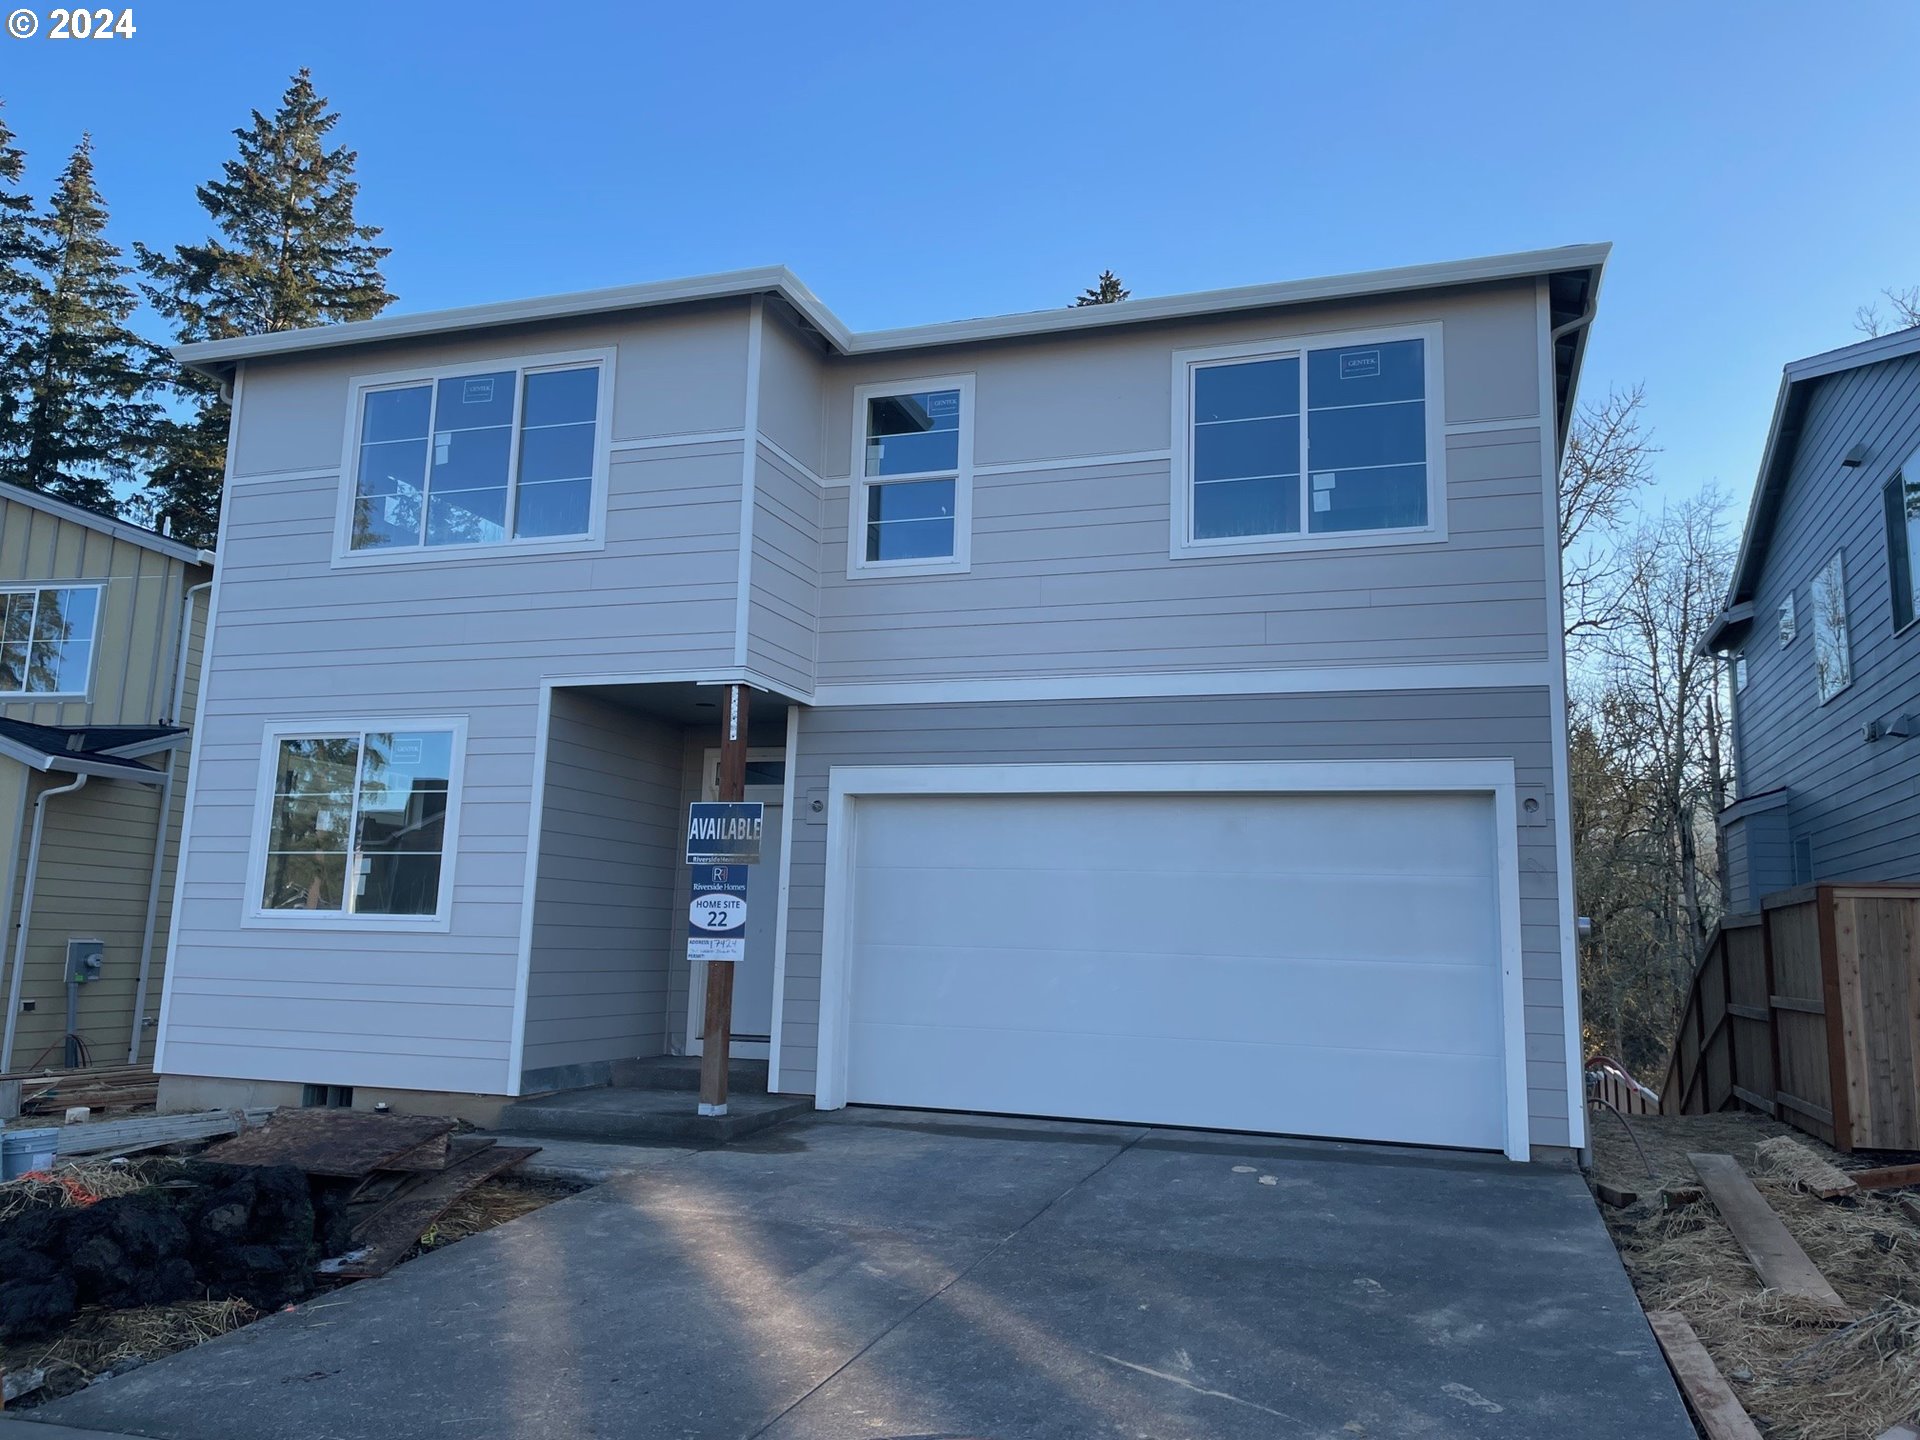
[813,760,1530,1160]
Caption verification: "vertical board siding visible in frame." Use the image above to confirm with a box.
[0,493,207,1070]
[522,692,682,1078]
[1736,353,1920,883]
[776,686,1571,1147]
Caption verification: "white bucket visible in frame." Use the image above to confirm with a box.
[1,1126,58,1180]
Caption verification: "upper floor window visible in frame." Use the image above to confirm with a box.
[1886,459,1919,632]
[249,719,465,929]
[341,350,611,561]
[848,375,973,577]
[1172,326,1444,558]
[1811,551,1851,703]
[0,585,100,697]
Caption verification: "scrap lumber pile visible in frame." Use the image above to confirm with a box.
[18,1064,158,1118]
[1594,1119,1920,1440]
[202,1108,537,1279]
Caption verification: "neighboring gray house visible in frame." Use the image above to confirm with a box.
[153,244,1607,1162]
[1708,328,1920,912]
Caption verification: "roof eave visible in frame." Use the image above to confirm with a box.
[174,243,1614,376]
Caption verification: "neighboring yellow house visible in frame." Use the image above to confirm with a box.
[0,484,214,1077]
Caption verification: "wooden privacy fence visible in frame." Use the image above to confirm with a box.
[1662,884,1920,1152]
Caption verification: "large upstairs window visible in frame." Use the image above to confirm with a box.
[341,350,611,561]
[1172,326,1444,558]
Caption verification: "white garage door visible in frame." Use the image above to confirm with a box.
[843,790,1509,1150]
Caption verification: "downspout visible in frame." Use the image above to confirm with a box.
[1,772,90,1072]
[127,575,212,1064]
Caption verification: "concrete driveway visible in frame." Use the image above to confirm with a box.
[24,1109,1690,1439]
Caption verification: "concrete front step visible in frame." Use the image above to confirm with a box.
[612,1054,769,1095]
[498,1085,808,1146]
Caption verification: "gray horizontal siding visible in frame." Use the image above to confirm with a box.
[813,428,1549,682]
[747,443,821,693]
[774,686,1572,1149]
[1735,351,1920,884]
[522,692,681,1079]
[159,434,746,1096]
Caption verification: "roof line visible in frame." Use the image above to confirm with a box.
[0,483,214,566]
[0,734,167,784]
[1711,323,1920,637]
[175,243,1612,375]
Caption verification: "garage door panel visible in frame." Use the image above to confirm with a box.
[847,1021,1507,1151]
[849,944,1502,1055]
[858,793,1496,878]
[854,867,1499,966]
[841,788,1510,1151]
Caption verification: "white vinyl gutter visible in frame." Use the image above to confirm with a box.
[0,773,90,1072]
[128,574,213,1064]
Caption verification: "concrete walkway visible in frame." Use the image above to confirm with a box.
[21,1110,1691,1439]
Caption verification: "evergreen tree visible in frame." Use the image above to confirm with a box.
[140,68,394,544]
[0,102,52,476]
[1074,270,1130,306]
[15,136,158,513]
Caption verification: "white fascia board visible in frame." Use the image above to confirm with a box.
[175,245,1610,374]
[0,737,166,783]
[96,732,191,760]
[850,244,1612,355]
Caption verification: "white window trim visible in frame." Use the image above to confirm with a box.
[331,347,616,568]
[1169,322,1447,560]
[0,581,104,701]
[243,716,469,932]
[812,759,1531,1162]
[846,372,974,579]
[1811,550,1852,705]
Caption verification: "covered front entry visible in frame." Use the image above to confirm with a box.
[817,762,1528,1157]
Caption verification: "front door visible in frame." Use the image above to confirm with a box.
[687,756,783,1058]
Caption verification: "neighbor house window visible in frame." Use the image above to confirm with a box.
[1811,552,1851,703]
[1886,462,1919,631]
[1175,328,1441,554]
[252,721,465,925]
[0,585,99,696]
[346,353,609,556]
[849,375,973,575]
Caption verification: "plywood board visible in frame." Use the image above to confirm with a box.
[202,1109,456,1178]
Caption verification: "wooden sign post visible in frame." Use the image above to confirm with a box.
[699,684,750,1115]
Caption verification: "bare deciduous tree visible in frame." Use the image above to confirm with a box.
[1560,386,1657,656]
[1570,491,1734,1076]
[1855,286,1920,337]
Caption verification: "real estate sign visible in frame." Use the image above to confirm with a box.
[685,801,764,866]
[688,864,748,963]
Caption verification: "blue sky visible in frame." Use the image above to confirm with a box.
[4,0,1916,513]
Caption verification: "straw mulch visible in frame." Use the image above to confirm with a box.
[0,1160,148,1223]
[416,1177,576,1251]
[1592,1108,1920,1439]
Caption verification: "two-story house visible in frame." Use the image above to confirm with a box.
[152,244,1607,1162]
[0,484,213,1080]
[1708,327,1920,910]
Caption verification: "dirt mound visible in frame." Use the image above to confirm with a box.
[0,1162,318,1340]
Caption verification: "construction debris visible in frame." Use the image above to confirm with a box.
[1755,1136,1860,1200]
[1850,1163,1920,1192]
[1690,1152,1852,1321]
[13,1064,158,1118]
[1646,1308,1763,1440]
[202,1107,456,1178]
[53,1107,274,1158]
[326,1139,538,1279]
